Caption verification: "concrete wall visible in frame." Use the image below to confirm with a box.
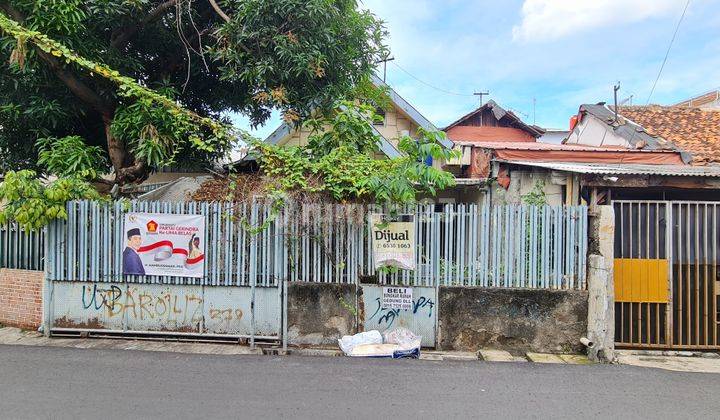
[0,269,43,330]
[287,282,357,346]
[490,170,566,206]
[438,287,588,354]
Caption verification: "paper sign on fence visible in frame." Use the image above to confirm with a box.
[382,287,413,310]
[370,214,415,270]
[123,213,206,278]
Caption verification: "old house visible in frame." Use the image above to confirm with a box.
[261,75,452,158]
[245,75,499,205]
[453,102,720,206]
[444,100,720,350]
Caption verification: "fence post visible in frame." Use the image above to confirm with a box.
[283,279,288,352]
[587,205,615,362]
[249,203,258,349]
[42,224,54,337]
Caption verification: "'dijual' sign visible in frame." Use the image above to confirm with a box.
[370,214,416,271]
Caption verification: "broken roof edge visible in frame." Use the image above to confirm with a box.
[575,103,678,150]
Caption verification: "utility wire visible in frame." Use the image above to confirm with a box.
[646,0,690,104]
[390,61,476,97]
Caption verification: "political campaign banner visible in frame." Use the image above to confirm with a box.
[370,213,416,271]
[123,213,206,278]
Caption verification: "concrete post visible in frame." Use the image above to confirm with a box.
[586,205,615,362]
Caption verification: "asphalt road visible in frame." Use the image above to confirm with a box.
[1,345,719,419]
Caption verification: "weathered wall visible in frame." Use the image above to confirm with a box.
[586,205,615,362]
[439,287,588,354]
[287,282,357,346]
[0,269,43,330]
[49,282,279,336]
[490,170,566,206]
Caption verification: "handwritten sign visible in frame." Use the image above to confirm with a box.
[382,287,413,311]
[370,214,415,270]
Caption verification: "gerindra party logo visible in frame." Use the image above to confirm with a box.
[146,220,158,233]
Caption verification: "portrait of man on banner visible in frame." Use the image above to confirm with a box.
[122,227,146,275]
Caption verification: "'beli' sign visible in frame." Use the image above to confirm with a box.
[382,287,413,310]
[370,214,415,270]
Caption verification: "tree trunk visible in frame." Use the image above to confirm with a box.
[104,114,149,186]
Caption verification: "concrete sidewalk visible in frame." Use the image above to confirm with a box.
[13,326,720,372]
[0,327,262,356]
[616,350,720,374]
[0,326,592,364]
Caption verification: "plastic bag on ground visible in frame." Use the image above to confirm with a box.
[383,327,422,349]
[383,327,422,358]
[338,330,383,355]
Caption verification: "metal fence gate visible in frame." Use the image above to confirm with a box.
[45,200,283,342]
[10,199,587,346]
[614,201,720,349]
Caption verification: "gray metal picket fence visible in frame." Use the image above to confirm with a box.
[41,200,588,289]
[0,222,45,270]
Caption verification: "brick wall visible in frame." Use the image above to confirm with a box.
[0,269,44,330]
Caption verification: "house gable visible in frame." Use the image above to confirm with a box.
[444,100,544,143]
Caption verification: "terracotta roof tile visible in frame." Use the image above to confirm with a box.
[618,106,720,165]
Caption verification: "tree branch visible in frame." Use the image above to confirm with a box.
[1,3,114,116]
[111,0,179,48]
[208,0,231,23]
[0,3,22,21]
[37,50,115,117]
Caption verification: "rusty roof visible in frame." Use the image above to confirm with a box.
[454,141,670,153]
[618,105,720,165]
[497,161,720,177]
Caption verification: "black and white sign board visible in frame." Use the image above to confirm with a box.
[382,287,413,310]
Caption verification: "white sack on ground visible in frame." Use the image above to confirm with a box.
[338,330,383,355]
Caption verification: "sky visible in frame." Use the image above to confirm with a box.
[233,0,720,141]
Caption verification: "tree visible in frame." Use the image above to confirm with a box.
[254,102,459,205]
[0,0,386,185]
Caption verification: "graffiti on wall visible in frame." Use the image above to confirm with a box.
[80,284,243,325]
[368,295,434,328]
[362,285,436,347]
[51,281,268,335]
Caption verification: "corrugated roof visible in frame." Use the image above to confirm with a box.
[498,161,720,177]
[138,176,212,201]
[456,141,671,153]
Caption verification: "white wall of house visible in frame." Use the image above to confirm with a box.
[565,116,630,148]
